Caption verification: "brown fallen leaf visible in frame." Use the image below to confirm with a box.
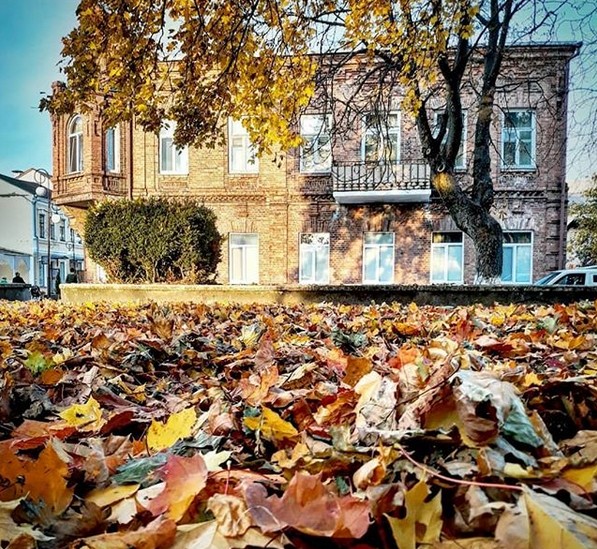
[0,499,52,543]
[245,471,370,538]
[69,516,176,548]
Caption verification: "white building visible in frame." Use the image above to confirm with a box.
[0,170,85,294]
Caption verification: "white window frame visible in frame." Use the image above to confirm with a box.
[228,118,259,174]
[501,110,536,170]
[159,121,188,175]
[362,232,395,284]
[300,114,332,174]
[433,111,467,170]
[361,112,401,163]
[105,126,120,173]
[299,233,330,284]
[430,232,464,284]
[502,231,533,284]
[67,115,83,174]
[229,233,259,284]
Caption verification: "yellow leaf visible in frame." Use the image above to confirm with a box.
[147,407,198,451]
[85,483,140,508]
[523,488,597,548]
[386,479,442,549]
[562,463,597,490]
[243,407,298,443]
[59,396,105,431]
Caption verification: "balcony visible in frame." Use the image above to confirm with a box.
[53,173,128,208]
[332,161,431,204]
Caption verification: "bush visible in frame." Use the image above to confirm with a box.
[84,198,222,283]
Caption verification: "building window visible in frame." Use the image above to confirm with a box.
[433,111,467,170]
[70,228,75,242]
[38,213,46,239]
[229,233,259,284]
[105,126,120,173]
[299,233,330,284]
[159,121,188,174]
[362,112,400,163]
[67,115,83,173]
[50,222,56,241]
[59,220,66,241]
[430,232,464,283]
[502,231,532,283]
[363,232,394,284]
[501,110,535,169]
[300,114,332,173]
[229,119,258,174]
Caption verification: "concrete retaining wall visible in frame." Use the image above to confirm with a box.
[59,283,597,306]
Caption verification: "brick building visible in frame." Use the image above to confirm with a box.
[50,43,579,285]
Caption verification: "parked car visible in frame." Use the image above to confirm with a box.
[535,267,597,287]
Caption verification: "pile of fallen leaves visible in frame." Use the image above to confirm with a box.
[0,300,596,548]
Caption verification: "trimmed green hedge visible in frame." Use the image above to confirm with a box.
[84,198,222,283]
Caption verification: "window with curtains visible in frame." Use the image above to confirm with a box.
[430,232,464,283]
[228,119,259,173]
[159,121,188,174]
[362,112,400,163]
[105,126,120,172]
[300,114,332,173]
[502,110,535,169]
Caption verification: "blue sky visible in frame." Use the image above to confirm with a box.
[0,0,594,182]
[0,0,77,177]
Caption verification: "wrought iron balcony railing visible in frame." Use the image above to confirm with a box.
[331,160,431,203]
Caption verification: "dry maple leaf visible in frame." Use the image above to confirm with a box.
[0,439,73,515]
[245,471,370,538]
[148,453,208,522]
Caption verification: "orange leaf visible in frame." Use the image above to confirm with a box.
[148,454,208,521]
[0,439,73,515]
[245,472,370,538]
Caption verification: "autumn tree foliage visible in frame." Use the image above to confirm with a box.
[84,198,222,283]
[46,0,570,281]
[569,174,597,266]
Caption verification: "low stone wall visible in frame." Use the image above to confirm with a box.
[0,284,32,302]
[60,283,597,306]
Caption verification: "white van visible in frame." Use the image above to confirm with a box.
[535,267,597,287]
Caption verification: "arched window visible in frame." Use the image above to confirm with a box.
[105,126,120,172]
[67,115,83,173]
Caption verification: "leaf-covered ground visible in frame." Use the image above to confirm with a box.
[1,300,597,548]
